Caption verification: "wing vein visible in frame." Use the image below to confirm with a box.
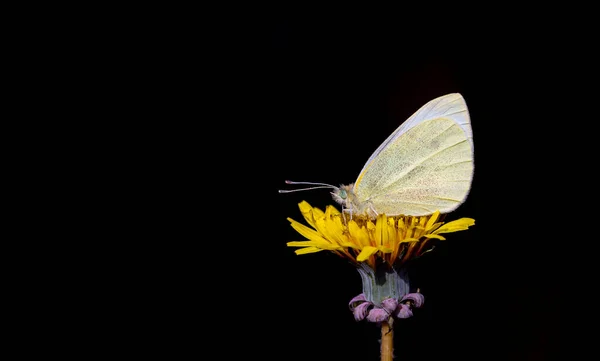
[372,139,469,196]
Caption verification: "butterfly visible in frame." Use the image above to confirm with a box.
[280,93,474,218]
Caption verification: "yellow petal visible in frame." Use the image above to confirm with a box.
[425,210,441,230]
[424,234,446,240]
[321,215,350,248]
[326,217,348,245]
[397,218,406,231]
[348,220,371,247]
[418,215,428,228]
[357,246,379,261]
[325,205,341,215]
[294,247,324,255]
[287,240,341,250]
[314,217,330,240]
[339,241,361,249]
[375,214,388,246]
[298,201,317,228]
[367,220,376,232]
[434,218,475,234]
[377,245,395,254]
[427,222,444,233]
[387,218,397,249]
[324,204,334,219]
[310,205,325,219]
[287,218,330,243]
[298,201,326,228]
[314,216,345,248]
[331,216,349,242]
[298,200,313,213]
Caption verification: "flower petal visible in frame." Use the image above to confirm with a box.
[400,293,425,308]
[424,234,446,240]
[287,218,327,242]
[366,308,390,323]
[324,212,347,244]
[348,221,370,248]
[325,205,341,216]
[425,210,441,230]
[375,214,388,247]
[398,237,419,244]
[309,204,325,219]
[314,217,337,245]
[293,247,324,255]
[395,303,413,319]
[356,246,379,262]
[353,302,371,321]
[377,245,395,254]
[367,220,376,232]
[298,201,317,228]
[387,218,397,249]
[287,240,342,251]
[434,218,475,234]
[381,298,398,313]
[348,294,367,311]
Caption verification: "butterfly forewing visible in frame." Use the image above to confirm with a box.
[353,93,474,217]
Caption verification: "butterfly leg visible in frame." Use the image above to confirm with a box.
[340,205,351,225]
[343,204,354,221]
[368,203,378,218]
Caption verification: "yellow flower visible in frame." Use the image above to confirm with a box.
[286,200,475,270]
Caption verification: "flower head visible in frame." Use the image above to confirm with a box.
[286,200,475,323]
[286,200,475,270]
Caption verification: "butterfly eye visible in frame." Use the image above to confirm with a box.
[339,189,347,199]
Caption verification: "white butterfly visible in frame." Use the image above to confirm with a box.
[281,93,474,218]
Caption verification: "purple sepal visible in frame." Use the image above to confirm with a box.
[349,292,424,322]
[381,298,398,313]
[353,302,371,321]
[348,293,367,311]
[395,303,414,319]
[366,308,390,323]
[400,292,425,308]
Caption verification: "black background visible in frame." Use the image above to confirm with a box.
[14,5,595,360]
[118,10,591,361]
[261,23,558,361]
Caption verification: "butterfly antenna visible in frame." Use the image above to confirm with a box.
[278,180,338,193]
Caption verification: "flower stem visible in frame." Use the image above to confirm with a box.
[380,320,393,361]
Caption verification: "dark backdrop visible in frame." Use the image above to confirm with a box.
[122,11,590,361]
[230,19,564,361]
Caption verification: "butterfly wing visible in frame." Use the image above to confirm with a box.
[353,93,474,216]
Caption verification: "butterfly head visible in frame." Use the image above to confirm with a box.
[331,184,356,208]
[331,183,361,211]
[280,181,373,218]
